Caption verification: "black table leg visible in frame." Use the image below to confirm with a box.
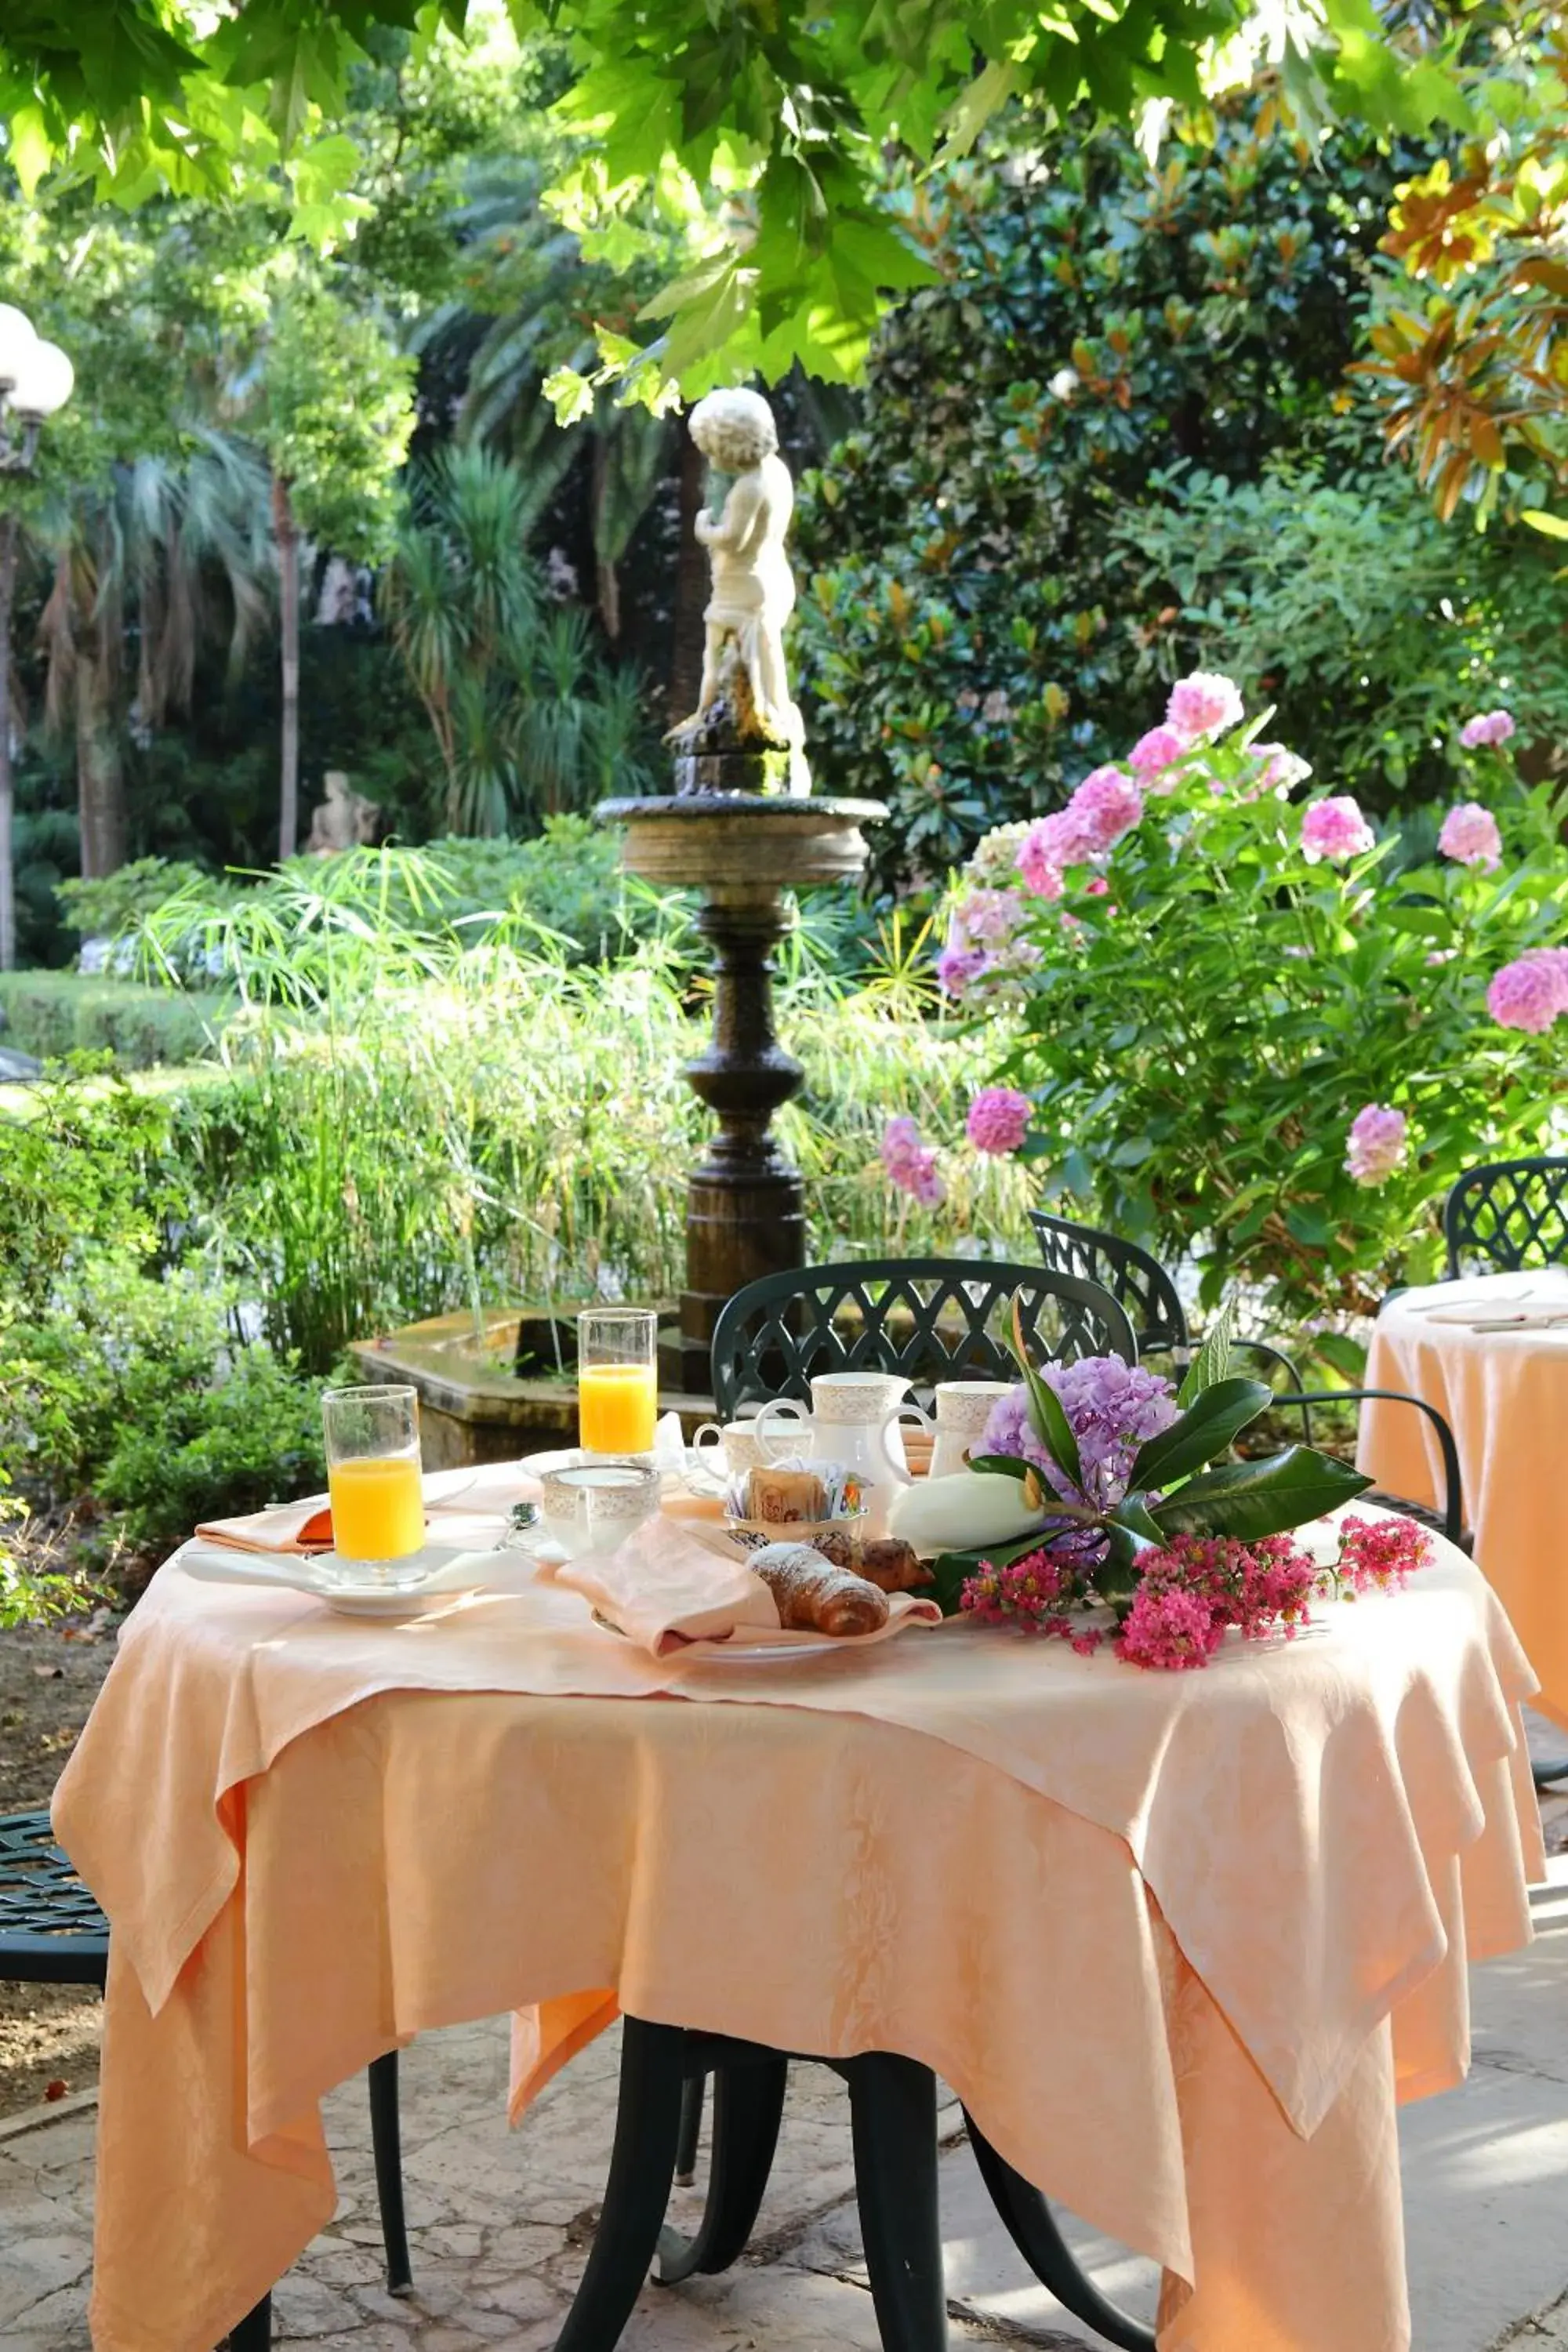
[965,2108,1155,2352]
[226,2291,270,2350]
[657,2055,788,2283]
[1534,1759,1568,1791]
[846,2053,948,2352]
[368,2050,413,2294]
[554,2018,686,2352]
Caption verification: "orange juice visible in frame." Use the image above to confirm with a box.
[328,1454,426,1561]
[579,1361,658,1455]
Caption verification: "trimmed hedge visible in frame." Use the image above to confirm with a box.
[0,972,229,1068]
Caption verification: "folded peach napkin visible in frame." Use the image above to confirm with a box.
[196,1459,542,1555]
[546,1515,782,1654]
[549,1515,943,1657]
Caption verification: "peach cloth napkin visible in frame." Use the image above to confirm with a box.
[551,1513,943,1654]
[54,1479,1542,2352]
[195,1458,539,1555]
[1361,1273,1568,1730]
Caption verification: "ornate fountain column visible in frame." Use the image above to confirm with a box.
[599,387,884,1392]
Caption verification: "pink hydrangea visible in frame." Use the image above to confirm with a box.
[966,1087,1033,1156]
[1460,710,1515,750]
[880,1116,945,1207]
[1437,802,1502,871]
[957,887,1027,943]
[1165,671,1244,740]
[1128,724,1188,775]
[1070,765,1144,853]
[1300,795,1375,864]
[1487,949,1568,1034]
[1344,1104,1408,1187]
[935,942,987,996]
[1250,742,1312,796]
[1017,818,1068,899]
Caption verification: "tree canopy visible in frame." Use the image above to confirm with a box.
[4,0,1475,398]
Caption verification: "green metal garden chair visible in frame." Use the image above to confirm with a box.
[1443,1155,1568,1276]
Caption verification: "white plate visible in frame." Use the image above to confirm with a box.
[181,1541,517,1616]
[591,1610,861,1663]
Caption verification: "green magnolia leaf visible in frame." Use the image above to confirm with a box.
[1011,1330,1083,1494]
[1106,1494,1168,1546]
[967,1453,1035,1482]
[1178,1294,1236,1407]
[1150,1447,1372,1542]
[1128,1376,1271,1491]
[1100,1519,1152,1596]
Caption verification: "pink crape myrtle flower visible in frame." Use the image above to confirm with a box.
[1165,671,1244,740]
[1459,710,1515,750]
[880,1116,945,1207]
[966,1087,1033,1156]
[1437,802,1502,871]
[1487,948,1568,1034]
[1300,795,1375,865]
[1128,723,1188,776]
[1070,765,1144,853]
[1344,1104,1408,1187]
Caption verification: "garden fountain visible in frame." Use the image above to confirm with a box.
[353,388,884,1436]
[599,387,887,1388]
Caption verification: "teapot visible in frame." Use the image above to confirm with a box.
[753,1371,931,1539]
[927,1381,1014,1481]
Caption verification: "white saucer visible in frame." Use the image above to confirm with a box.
[180,1541,519,1616]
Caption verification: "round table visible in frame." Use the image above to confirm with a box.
[53,1477,1543,2352]
[1361,1268,1568,1734]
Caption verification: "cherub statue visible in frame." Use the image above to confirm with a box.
[678,387,810,795]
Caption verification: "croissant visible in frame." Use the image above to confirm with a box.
[857,1537,934,1595]
[750,1542,890,1637]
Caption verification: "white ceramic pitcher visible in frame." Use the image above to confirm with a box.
[753,1371,931,1538]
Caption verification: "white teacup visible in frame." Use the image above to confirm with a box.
[539,1460,659,1556]
[689,1419,775,1478]
[929,1381,1014,1479]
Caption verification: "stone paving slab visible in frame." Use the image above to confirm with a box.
[3,1871,1567,2351]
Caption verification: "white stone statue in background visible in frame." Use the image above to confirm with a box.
[686,387,810,794]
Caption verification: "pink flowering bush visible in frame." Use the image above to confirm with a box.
[1439,804,1503,871]
[1460,710,1515,750]
[880,1116,945,1207]
[1344,1105,1408,1187]
[938,671,1568,1328]
[966,1087,1033,1156]
[1300,795,1376,864]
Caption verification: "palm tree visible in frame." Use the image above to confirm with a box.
[34,430,274,880]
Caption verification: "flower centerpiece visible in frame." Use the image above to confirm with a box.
[913,1301,1432,1669]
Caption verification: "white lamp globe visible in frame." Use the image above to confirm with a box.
[0,303,38,392]
[10,337,73,419]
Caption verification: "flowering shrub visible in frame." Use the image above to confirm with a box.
[939,1307,1432,1668]
[937,676,1567,1328]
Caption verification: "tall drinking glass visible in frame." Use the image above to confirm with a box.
[322,1384,426,1588]
[578,1308,659,1460]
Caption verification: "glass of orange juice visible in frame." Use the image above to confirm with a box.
[578,1308,659,1460]
[321,1384,427,1588]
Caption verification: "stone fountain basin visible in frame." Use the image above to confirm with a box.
[598,793,887,891]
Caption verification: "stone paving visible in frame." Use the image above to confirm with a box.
[3,1857,1568,2352]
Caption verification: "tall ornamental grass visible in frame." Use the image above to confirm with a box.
[142,850,1029,1370]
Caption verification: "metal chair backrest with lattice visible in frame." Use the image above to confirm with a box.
[1030,1208,1189,1355]
[1443,1156,1568,1277]
[710,1257,1136,1420]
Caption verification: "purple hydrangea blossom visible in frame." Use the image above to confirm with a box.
[1460,710,1515,750]
[981,1356,1180,1511]
[965,1087,1033,1155]
[935,942,988,996]
[1487,949,1568,1034]
[1165,672,1244,740]
[1300,795,1375,865]
[1437,803,1502,871]
[956,886,1029,943]
[1344,1104,1408,1186]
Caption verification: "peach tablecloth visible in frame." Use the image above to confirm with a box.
[54,1475,1543,2352]
[1361,1272,1568,1730]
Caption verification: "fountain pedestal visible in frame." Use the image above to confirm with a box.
[598,793,886,1388]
